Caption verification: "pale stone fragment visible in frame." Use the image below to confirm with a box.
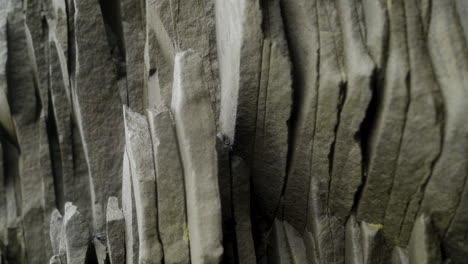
[106,197,125,264]
[147,107,190,264]
[0,8,15,142]
[408,215,442,264]
[64,202,90,264]
[361,0,388,69]
[124,107,163,264]
[283,222,308,264]
[345,215,363,264]
[93,236,108,264]
[50,209,64,256]
[171,50,223,264]
[392,247,409,264]
[360,222,389,264]
[122,151,139,264]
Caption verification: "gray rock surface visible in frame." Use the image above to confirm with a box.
[120,0,145,113]
[329,0,374,219]
[216,0,263,160]
[280,0,319,233]
[106,197,125,264]
[124,106,163,264]
[252,0,292,226]
[93,236,108,264]
[72,0,125,230]
[147,107,190,264]
[171,50,223,263]
[231,156,256,264]
[420,2,468,263]
[49,209,63,256]
[357,0,410,224]
[392,247,409,264]
[408,215,442,264]
[268,219,292,264]
[1,0,468,263]
[63,202,90,264]
[121,151,139,264]
[383,0,443,245]
[283,222,308,264]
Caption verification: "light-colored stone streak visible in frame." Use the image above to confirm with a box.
[171,50,223,264]
[147,107,190,264]
[124,106,163,264]
[216,0,263,161]
[252,0,292,226]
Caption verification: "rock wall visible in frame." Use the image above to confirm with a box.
[0,0,467,263]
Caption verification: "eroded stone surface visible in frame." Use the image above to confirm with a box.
[106,197,125,264]
[231,155,256,264]
[147,107,190,264]
[280,0,319,233]
[357,0,410,224]
[72,0,125,230]
[122,151,139,264]
[63,202,90,264]
[124,106,163,264]
[252,0,292,227]
[408,215,442,264]
[384,0,442,245]
[171,50,223,263]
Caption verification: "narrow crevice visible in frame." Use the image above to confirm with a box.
[98,0,127,82]
[46,92,65,213]
[327,80,347,209]
[351,68,378,213]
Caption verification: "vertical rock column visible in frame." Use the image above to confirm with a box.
[280,0,319,233]
[421,1,468,262]
[121,151,139,264]
[7,1,49,262]
[357,0,410,224]
[383,0,443,245]
[171,50,223,264]
[72,0,124,230]
[124,107,163,264]
[330,0,374,219]
[252,0,292,226]
[147,106,190,264]
[216,0,263,160]
[106,197,125,264]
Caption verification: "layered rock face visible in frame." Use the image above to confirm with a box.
[0,0,467,263]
